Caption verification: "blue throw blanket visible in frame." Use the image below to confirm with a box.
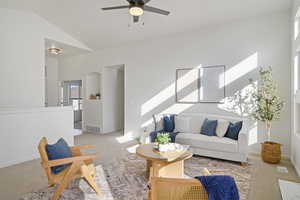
[195,175,239,200]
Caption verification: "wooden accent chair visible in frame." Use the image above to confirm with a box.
[149,177,208,200]
[38,137,101,200]
[148,167,210,200]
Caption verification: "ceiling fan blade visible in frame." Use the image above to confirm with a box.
[133,16,139,23]
[127,0,150,5]
[143,6,170,15]
[102,5,129,11]
[143,0,151,4]
[126,0,138,4]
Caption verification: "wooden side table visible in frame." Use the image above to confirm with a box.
[136,144,193,179]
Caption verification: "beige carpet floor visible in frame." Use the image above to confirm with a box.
[0,131,299,200]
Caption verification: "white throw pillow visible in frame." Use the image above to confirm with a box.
[174,116,190,133]
[153,114,164,131]
[216,120,229,137]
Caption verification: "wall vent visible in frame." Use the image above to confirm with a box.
[85,126,101,133]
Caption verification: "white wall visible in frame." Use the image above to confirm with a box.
[0,8,90,108]
[45,56,59,106]
[0,107,74,168]
[59,11,291,156]
[0,8,90,167]
[291,0,300,175]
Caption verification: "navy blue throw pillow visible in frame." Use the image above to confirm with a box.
[46,138,72,174]
[225,121,243,140]
[163,115,175,132]
[200,119,218,136]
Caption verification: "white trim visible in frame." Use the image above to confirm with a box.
[292,157,300,177]
[0,156,39,169]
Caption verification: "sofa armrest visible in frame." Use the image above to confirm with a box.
[146,122,155,133]
[140,122,156,144]
[140,121,155,137]
[238,132,249,154]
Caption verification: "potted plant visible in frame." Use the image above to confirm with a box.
[252,67,284,164]
[155,133,171,152]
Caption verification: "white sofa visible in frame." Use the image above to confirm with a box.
[144,113,250,163]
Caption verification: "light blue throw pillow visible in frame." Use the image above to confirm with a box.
[200,118,218,136]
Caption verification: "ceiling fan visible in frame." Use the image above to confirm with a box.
[102,0,170,23]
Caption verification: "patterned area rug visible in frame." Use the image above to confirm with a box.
[20,166,114,200]
[21,153,254,200]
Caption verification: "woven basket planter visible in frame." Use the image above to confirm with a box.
[261,141,281,164]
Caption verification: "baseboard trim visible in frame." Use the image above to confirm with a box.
[0,155,39,169]
[291,158,300,177]
[249,152,290,161]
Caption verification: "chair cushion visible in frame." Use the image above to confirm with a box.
[176,133,238,153]
[200,119,217,136]
[163,115,175,132]
[46,138,72,174]
[225,121,243,140]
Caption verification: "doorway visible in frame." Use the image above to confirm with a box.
[60,80,83,129]
[102,65,125,133]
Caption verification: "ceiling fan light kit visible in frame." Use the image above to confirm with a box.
[102,0,170,23]
[129,6,144,16]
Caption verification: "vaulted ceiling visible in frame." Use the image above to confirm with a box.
[0,0,291,50]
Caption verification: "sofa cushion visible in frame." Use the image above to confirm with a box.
[176,133,238,153]
[174,116,190,133]
[200,119,217,136]
[188,116,206,133]
[225,121,243,140]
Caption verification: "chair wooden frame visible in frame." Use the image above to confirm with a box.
[148,167,210,200]
[38,137,101,200]
[149,177,208,200]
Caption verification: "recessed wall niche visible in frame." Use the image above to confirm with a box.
[85,72,101,100]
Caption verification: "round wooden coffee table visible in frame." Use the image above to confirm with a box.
[136,143,193,179]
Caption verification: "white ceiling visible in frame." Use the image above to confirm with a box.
[1,0,291,51]
[45,38,91,57]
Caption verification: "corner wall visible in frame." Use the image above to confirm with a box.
[291,0,300,175]
[59,11,291,156]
